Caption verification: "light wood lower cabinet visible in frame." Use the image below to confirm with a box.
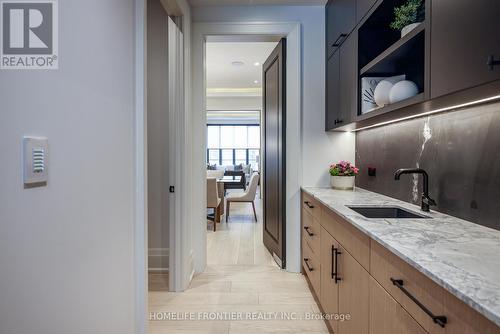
[320,226,340,334]
[443,290,500,334]
[319,226,370,334]
[370,277,427,334]
[371,240,445,334]
[301,190,500,334]
[338,243,370,334]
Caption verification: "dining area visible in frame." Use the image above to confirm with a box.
[206,170,260,231]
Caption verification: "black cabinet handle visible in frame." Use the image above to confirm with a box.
[304,201,315,209]
[487,54,500,70]
[390,278,447,328]
[304,258,314,272]
[331,245,335,279]
[334,119,344,125]
[331,246,342,283]
[303,226,314,237]
[332,33,347,47]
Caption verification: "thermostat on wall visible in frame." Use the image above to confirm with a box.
[23,137,48,188]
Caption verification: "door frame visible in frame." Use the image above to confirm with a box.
[191,22,303,274]
[133,0,192,332]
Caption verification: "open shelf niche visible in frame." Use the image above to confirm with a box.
[357,0,427,117]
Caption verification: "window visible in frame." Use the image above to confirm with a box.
[220,126,235,148]
[248,149,260,170]
[206,125,260,168]
[207,126,220,149]
[208,150,219,166]
[235,149,247,165]
[221,149,233,166]
[248,126,260,148]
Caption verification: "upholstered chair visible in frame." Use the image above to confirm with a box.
[226,173,260,222]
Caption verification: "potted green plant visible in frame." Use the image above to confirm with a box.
[390,0,424,37]
[329,161,359,190]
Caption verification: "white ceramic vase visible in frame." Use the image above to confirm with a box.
[401,23,421,37]
[330,176,355,190]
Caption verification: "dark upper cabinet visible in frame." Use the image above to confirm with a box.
[356,0,377,23]
[326,0,356,57]
[326,34,357,131]
[431,0,500,98]
[339,34,357,125]
[326,51,341,131]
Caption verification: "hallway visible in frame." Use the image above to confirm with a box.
[206,188,274,266]
[148,189,328,333]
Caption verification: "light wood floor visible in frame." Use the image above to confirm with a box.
[148,188,328,333]
[206,188,275,266]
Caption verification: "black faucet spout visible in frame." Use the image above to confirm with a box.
[394,168,435,212]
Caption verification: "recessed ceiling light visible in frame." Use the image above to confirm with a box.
[231,61,245,66]
[254,80,259,84]
[253,62,260,66]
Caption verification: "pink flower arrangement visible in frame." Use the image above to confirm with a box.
[329,160,359,177]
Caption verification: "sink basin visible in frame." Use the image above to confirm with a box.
[347,206,429,219]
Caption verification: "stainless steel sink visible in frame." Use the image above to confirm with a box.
[347,206,429,219]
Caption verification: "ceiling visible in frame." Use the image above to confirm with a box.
[189,0,326,6]
[206,41,278,97]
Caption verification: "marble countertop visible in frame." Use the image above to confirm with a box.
[302,187,500,327]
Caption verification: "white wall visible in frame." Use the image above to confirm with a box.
[147,0,170,271]
[0,0,137,333]
[193,5,355,186]
[207,96,261,110]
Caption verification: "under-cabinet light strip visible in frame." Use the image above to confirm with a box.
[351,94,500,132]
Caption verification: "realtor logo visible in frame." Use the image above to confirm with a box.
[1,0,58,69]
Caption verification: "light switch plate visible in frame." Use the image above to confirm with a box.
[23,137,48,188]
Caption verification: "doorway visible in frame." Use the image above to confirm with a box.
[146,0,186,293]
[191,22,303,275]
[204,38,283,267]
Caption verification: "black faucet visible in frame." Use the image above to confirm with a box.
[394,168,436,212]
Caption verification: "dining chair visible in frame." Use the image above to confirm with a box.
[207,177,221,231]
[226,173,260,222]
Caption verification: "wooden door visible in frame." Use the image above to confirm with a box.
[320,227,340,334]
[369,277,427,334]
[431,0,500,98]
[263,39,286,268]
[325,51,341,130]
[338,244,370,334]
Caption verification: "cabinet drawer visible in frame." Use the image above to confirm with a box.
[370,276,427,334]
[302,191,321,221]
[302,241,320,297]
[443,288,500,334]
[321,208,370,270]
[371,241,445,334]
[302,209,321,257]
